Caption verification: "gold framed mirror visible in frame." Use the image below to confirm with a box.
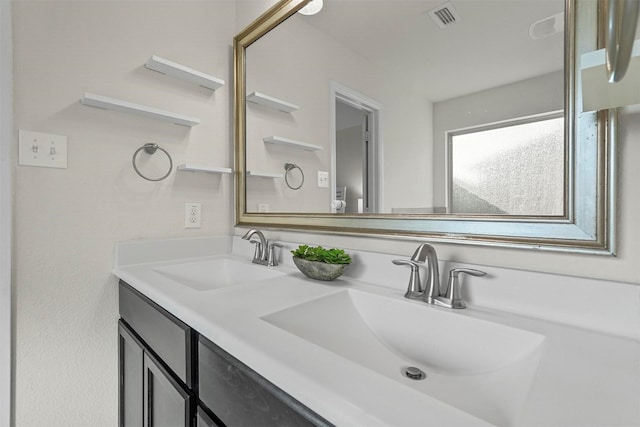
[234,0,615,254]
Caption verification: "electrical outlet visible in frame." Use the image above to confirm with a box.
[184,203,201,228]
[317,171,329,188]
[18,130,68,169]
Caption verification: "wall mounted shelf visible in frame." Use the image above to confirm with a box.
[263,136,322,151]
[177,164,232,174]
[246,91,299,113]
[145,55,225,90]
[246,170,283,179]
[80,93,200,127]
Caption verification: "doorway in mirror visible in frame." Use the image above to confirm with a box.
[331,81,381,214]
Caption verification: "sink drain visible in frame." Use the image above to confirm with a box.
[403,366,426,380]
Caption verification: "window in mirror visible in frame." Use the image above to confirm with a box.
[448,112,565,216]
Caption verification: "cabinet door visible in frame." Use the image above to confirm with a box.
[119,321,144,427]
[196,406,222,427]
[143,351,194,427]
[199,336,333,427]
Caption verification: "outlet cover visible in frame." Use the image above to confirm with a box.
[18,130,68,169]
[184,203,201,228]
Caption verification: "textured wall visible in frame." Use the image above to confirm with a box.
[12,2,235,425]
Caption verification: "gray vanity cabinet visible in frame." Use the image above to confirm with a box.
[118,281,196,427]
[119,280,331,427]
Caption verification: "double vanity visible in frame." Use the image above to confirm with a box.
[113,235,640,426]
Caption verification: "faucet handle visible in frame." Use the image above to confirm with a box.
[392,259,423,299]
[266,241,283,266]
[248,239,263,261]
[435,268,486,309]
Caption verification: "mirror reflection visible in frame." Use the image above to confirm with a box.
[244,0,565,215]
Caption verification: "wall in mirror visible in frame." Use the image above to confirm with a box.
[244,0,565,216]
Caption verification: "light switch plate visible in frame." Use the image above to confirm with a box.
[18,130,68,169]
[317,171,329,188]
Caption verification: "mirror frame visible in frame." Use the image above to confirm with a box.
[234,0,616,254]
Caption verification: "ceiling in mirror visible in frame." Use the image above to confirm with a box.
[302,0,565,102]
[234,0,614,253]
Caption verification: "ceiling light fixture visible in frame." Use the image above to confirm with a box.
[298,0,323,16]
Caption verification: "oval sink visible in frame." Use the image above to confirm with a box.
[262,289,546,425]
[152,257,286,291]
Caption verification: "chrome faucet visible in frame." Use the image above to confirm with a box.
[409,243,441,304]
[241,229,281,266]
[393,243,486,309]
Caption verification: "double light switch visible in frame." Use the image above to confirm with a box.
[18,130,68,169]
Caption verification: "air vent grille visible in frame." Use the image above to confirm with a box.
[428,1,461,28]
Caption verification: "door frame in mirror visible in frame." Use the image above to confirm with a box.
[234,0,616,254]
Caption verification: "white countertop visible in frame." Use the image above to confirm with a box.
[113,236,640,427]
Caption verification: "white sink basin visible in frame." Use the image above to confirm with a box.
[152,257,286,291]
[262,290,545,425]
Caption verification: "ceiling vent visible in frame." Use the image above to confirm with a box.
[428,2,461,29]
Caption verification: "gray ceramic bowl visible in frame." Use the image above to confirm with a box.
[292,257,349,281]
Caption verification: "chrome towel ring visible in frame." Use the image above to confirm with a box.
[284,163,304,190]
[132,143,173,182]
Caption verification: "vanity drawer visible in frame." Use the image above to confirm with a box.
[119,281,195,387]
[198,335,333,427]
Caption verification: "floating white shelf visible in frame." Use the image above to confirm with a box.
[246,91,299,113]
[581,39,640,112]
[246,170,283,179]
[177,164,232,174]
[80,93,200,127]
[145,55,225,90]
[263,136,322,151]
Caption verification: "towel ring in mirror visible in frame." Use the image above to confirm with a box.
[284,163,304,190]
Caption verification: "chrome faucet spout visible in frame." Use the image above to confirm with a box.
[410,243,441,303]
[399,243,486,309]
[241,229,268,263]
[241,229,281,266]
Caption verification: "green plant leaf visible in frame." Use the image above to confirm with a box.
[291,244,351,264]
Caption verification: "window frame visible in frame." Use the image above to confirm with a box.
[445,110,566,216]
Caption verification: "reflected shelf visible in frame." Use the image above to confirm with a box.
[80,92,200,127]
[145,55,225,90]
[246,91,299,112]
[177,164,232,174]
[246,170,284,179]
[263,136,322,151]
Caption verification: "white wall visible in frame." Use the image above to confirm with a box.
[12,2,235,425]
[0,2,13,426]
